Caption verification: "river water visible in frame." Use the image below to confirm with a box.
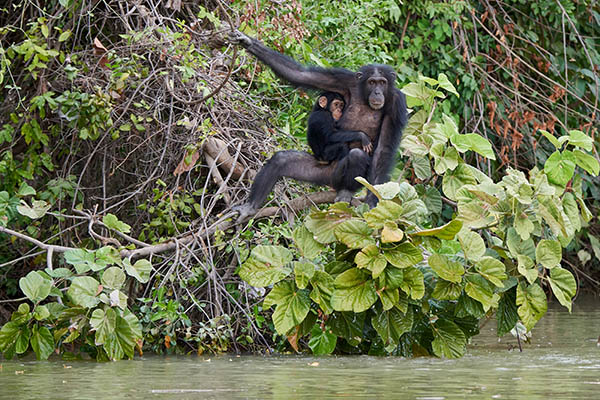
[1,297,598,399]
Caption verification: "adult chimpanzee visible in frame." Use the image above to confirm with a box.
[230,31,407,220]
[308,92,373,162]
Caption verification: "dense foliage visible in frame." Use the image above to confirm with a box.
[238,76,594,356]
[0,0,598,360]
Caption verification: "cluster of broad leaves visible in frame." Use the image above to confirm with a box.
[240,181,482,357]
[238,74,595,358]
[0,215,152,361]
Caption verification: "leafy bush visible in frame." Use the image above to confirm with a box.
[238,74,596,357]
[0,244,150,361]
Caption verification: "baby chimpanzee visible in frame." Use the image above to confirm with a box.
[307,92,372,163]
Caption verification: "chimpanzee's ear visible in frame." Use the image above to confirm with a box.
[355,72,363,81]
[318,96,328,109]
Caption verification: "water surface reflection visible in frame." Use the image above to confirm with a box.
[1,298,598,399]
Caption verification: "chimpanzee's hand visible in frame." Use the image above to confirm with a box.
[360,132,373,154]
[228,30,252,48]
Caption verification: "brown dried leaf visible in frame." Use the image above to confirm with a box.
[287,327,300,353]
[173,150,200,176]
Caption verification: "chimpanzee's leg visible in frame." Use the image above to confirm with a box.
[331,148,370,202]
[234,150,335,220]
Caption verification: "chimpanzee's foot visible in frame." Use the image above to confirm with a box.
[232,203,258,222]
[334,189,353,204]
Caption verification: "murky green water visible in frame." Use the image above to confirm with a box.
[1,298,599,399]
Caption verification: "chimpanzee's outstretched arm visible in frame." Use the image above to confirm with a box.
[230,31,355,93]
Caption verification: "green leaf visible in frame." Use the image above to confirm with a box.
[437,73,459,97]
[331,268,378,312]
[305,205,354,243]
[412,219,462,240]
[539,129,560,149]
[239,257,291,288]
[67,276,100,308]
[548,267,576,312]
[30,325,54,360]
[442,164,477,201]
[308,326,337,355]
[455,292,485,318]
[64,249,108,273]
[95,246,121,266]
[567,129,593,151]
[544,150,576,187]
[294,261,315,290]
[428,254,464,283]
[329,312,365,347]
[90,308,116,345]
[101,267,126,290]
[378,267,404,290]
[433,144,459,174]
[412,156,432,180]
[403,109,428,137]
[17,182,36,197]
[589,235,600,261]
[11,303,31,324]
[538,196,569,237]
[104,314,137,360]
[19,271,52,303]
[33,305,50,321]
[431,319,467,358]
[381,221,404,243]
[458,231,486,262]
[383,243,423,268]
[372,306,413,350]
[517,255,538,284]
[562,193,581,234]
[475,257,507,288]
[17,199,50,219]
[355,244,387,278]
[506,227,536,259]
[573,149,599,176]
[0,322,25,354]
[497,288,518,336]
[465,274,495,311]
[292,225,324,258]
[516,282,547,331]
[364,200,403,229]
[451,133,495,160]
[418,186,443,214]
[355,176,382,201]
[15,326,32,354]
[41,23,49,38]
[123,258,152,283]
[102,213,131,234]
[373,181,403,200]
[310,271,334,315]
[379,288,399,311]
[536,239,561,269]
[432,280,462,300]
[250,245,293,267]
[265,281,311,335]
[399,267,425,300]
[334,219,375,249]
[58,30,71,42]
[514,212,534,240]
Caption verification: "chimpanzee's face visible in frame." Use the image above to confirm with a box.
[356,66,395,110]
[329,98,344,121]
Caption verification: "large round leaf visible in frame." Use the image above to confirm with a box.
[19,271,52,303]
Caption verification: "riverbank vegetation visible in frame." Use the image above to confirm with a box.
[0,0,598,360]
